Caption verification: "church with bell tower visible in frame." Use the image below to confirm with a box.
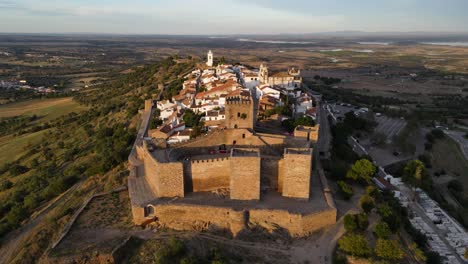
[206,50,214,67]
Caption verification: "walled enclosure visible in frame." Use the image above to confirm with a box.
[127,99,336,237]
[136,127,316,201]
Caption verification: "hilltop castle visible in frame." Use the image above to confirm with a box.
[127,52,335,237]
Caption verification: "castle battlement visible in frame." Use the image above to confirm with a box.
[191,157,230,163]
[225,99,251,105]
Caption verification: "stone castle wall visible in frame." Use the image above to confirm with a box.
[301,209,337,233]
[189,158,231,192]
[230,156,261,200]
[145,203,336,237]
[136,145,184,198]
[171,129,286,152]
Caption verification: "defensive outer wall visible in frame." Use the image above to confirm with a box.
[128,101,336,237]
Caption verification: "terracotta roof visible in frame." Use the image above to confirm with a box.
[270,72,293,78]
[159,124,172,134]
[195,80,238,99]
[374,176,397,191]
[173,94,185,101]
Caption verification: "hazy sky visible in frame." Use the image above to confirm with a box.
[0,0,467,34]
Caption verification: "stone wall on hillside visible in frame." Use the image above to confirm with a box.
[147,203,336,237]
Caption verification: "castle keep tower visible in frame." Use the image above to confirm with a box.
[225,91,255,129]
[206,50,214,67]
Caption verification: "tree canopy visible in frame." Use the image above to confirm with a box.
[375,239,405,260]
[338,233,372,257]
[346,159,376,183]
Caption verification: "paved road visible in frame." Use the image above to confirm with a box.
[445,130,468,160]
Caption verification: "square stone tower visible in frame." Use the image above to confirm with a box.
[225,91,255,129]
[230,149,261,200]
[280,148,312,199]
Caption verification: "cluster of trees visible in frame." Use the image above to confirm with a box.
[182,109,205,138]
[1,58,197,240]
[264,105,292,118]
[337,189,442,263]
[424,128,445,151]
[281,116,315,133]
[0,115,38,136]
[339,212,405,261]
[149,109,163,130]
[309,81,409,110]
[312,75,342,85]
[337,158,376,200]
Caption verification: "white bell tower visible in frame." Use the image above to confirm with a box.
[206,50,213,67]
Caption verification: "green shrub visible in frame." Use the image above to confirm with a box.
[337,181,354,200]
[346,159,376,183]
[375,239,405,260]
[338,233,371,257]
[344,214,357,232]
[0,180,13,191]
[374,222,391,239]
[343,213,368,232]
[359,195,375,213]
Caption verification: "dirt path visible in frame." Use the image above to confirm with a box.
[0,182,82,264]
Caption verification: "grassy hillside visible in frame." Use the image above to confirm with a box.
[0,98,87,120]
[0,56,197,263]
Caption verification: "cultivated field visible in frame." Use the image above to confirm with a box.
[0,97,87,121]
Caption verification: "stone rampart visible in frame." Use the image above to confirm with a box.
[189,157,231,192]
[170,129,286,153]
[137,144,184,198]
[146,203,336,237]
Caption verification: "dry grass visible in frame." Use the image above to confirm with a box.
[0,129,48,167]
[0,97,87,122]
[431,137,468,185]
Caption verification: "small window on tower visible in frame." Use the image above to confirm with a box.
[237,112,241,117]
[242,134,245,139]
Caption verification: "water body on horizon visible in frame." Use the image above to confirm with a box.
[421,42,468,47]
[236,38,315,44]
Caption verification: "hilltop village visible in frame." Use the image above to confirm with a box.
[127,51,335,236]
[151,50,314,143]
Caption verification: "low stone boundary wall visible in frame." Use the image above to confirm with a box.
[51,186,128,249]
